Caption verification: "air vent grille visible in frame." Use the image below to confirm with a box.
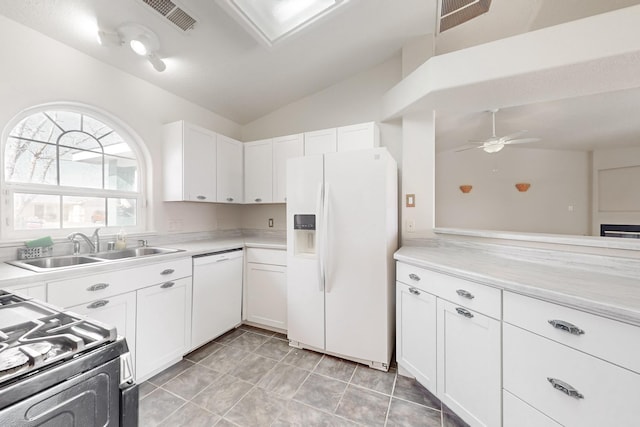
[143,0,176,16]
[440,0,491,32]
[167,8,197,31]
[140,0,196,32]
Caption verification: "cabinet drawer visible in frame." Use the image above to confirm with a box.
[247,248,286,266]
[504,291,640,373]
[503,323,640,427]
[503,390,561,427]
[397,262,501,319]
[48,258,192,308]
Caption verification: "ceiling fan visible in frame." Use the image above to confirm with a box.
[455,109,540,153]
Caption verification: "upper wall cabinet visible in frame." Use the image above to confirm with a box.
[273,134,304,203]
[244,139,274,204]
[163,121,217,203]
[216,134,243,203]
[303,122,379,156]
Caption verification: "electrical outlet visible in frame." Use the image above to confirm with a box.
[268,218,274,228]
[407,219,415,232]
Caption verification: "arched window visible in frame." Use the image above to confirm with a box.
[2,104,145,238]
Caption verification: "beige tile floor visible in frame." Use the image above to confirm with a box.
[138,325,469,427]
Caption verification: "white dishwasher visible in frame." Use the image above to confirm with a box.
[191,248,244,350]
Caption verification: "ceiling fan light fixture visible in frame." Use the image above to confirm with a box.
[129,38,149,56]
[96,30,123,47]
[147,53,167,72]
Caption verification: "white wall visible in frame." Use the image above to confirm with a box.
[0,16,242,237]
[436,147,591,235]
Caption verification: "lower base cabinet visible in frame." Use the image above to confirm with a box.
[503,390,561,427]
[135,277,192,380]
[245,248,287,330]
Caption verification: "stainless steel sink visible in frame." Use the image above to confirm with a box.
[7,255,104,272]
[91,247,181,260]
[6,247,183,272]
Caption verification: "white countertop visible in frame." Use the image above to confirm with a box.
[395,240,640,327]
[0,236,286,288]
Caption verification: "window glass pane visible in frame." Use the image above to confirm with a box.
[99,132,135,159]
[46,111,80,132]
[59,147,102,188]
[105,155,138,191]
[63,196,105,228]
[107,198,136,227]
[58,130,101,151]
[10,113,62,143]
[14,193,60,230]
[82,115,112,139]
[4,138,57,184]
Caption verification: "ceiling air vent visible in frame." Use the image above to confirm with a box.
[439,0,491,32]
[141,0,197,31]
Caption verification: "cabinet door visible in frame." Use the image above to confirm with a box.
[244,139,273,203]
[336,122,379,152]
[192,255,243,350]
[437,299,501,427]
[11,283,46,301]
[69,292,137,371]
[216,134,243,203]
[273,134,303,203]
[246,262,287,330]
[136,277,192,381]
[304,128,337,156]
[183,123,217,202]
[396,283,437,391]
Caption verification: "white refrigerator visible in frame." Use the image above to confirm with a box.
[286,147,397,370]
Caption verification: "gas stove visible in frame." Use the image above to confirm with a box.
[0,289,138,426]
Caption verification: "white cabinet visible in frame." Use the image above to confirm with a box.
[272,134,303,202]
[191,249,244,350]
[245,248,287,330]
[10,282,46,300]
[396,282,437,391]
[163,121,217,202]
[244,139,273,203]
[304,128,337,155]
[337,122,379,152]
[437,299,501,427]
[396,262,502,427]
[503,291,640,427]
[216,134,243,203]
[69,291,137,368]
[136,276,192,381]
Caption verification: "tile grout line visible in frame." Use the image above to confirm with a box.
[382,370,398,427]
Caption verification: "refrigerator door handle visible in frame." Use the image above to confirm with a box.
[317,182,325,292]
[322,183,330,292]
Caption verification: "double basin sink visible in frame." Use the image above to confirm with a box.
[8,247,183,273]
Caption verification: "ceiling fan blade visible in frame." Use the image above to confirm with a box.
[454,144,483,152]
[503,137,541,145]
[498,130,527,142]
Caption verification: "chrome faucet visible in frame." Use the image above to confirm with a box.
[67,228,101,254]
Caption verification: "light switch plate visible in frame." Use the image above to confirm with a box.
[406,194,415,207]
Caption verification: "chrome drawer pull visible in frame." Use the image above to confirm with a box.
[197,195,206,200]
[226,197,234,202]
[255,198,262,202]
[87,300,109,309]
[547,377,584,399]
[87,283,109,292]
[161,281,175,289]
[456,289,475,299]
[408,287,421,296]
[548,320,585,336]
[160,269,175,275]
[408,273,421,282]
[455,307,474,318]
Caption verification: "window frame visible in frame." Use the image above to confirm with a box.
[1,102,148,240]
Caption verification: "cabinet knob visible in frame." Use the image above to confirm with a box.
[87,283,109,292]
[160,268,175,275]
[456,289,475,299]
[197,195,206,200]
[408,287,421,296]
[226,197,234,202]
[455,307,474,318]
[548,320,585,336]
[87,300,109,309]
[255,198,262,202]
[161,281,175,289]
[547,377,584,399]
[408,273,420,282]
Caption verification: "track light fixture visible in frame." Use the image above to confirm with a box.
[96,23,167,72]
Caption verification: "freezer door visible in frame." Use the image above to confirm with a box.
[323,148,396,364]
[286,155,325,350]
